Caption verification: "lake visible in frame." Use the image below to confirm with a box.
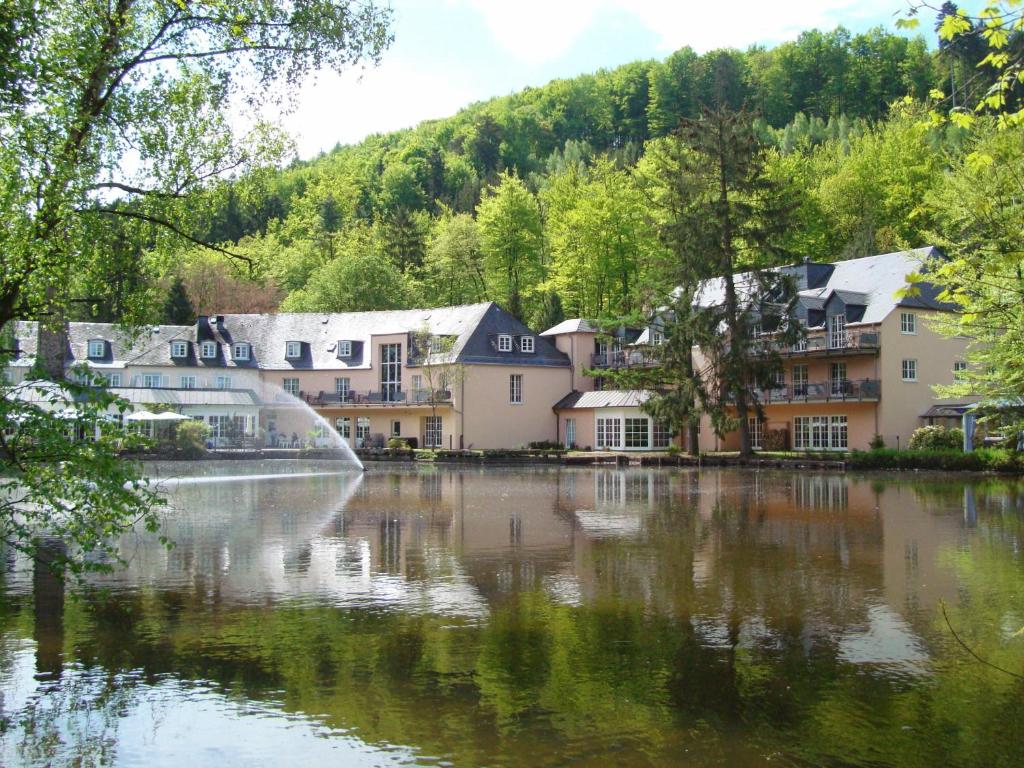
[1,462,1022,767]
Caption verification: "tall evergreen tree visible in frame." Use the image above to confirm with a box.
[644,109,801,456]
[162,276,196,325]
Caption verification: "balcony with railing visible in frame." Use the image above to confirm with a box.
[754,328,880,357]
[754,377,881,404]
[590,347,659,370]
[301,388,452,407]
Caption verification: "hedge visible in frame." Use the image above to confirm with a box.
[848,447,1024,472]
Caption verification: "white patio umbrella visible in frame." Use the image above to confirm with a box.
[124,410,157,421]
[149,411,190,422]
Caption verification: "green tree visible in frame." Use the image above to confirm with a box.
[281,225,408,312]
[423,210,488,306]
[0,0,392,575]
[924,123,1024,413]
[665,109,800,456]
[476,172,544,321]
[162,276,196,325]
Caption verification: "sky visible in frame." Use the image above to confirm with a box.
[281,0,933,159]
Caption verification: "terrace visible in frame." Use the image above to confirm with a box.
[302,388,452,407]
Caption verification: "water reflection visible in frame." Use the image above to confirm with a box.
[1,465,1022,767]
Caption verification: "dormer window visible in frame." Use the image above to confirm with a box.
[428,336,444,354]
[519,335,535,353]
[170,340,188,359]
[337,340,352,358]
[200,341,217,359]
[285,341,302,359]
[87,339,106,358]
[232,342,250,361]
[652,330,665,345]
[497,334,512,352]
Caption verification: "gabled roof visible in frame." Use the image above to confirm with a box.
[11,302,570,372]
[694,247,955,325]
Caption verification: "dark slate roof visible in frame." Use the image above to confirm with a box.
[554,390,654,410]
[457,303,570,367]
[12,302,570,371]
[695,247,956,324]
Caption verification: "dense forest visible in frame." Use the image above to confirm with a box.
[83,12,1022,332]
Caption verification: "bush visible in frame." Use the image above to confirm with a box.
[528,440,563,450]
[666,444,681,456]
[387,437,410,450]
[908,426,964,451]
[848,447,1023,472]
[175,419,209,457]
[869,434,886,450]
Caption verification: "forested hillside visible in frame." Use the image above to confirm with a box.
[86,16,1020,331]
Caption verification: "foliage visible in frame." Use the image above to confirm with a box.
[174,420,210,458]
[476,173,544,320]
[909,425,966,450]
[0,375,162,576]
[923,123,1024,417]
[849,447,1023,471]
[162,276,196,326]
[386,437,410,450]
[0,0,392,573]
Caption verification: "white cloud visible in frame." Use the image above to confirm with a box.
[456,0,903,61]
[282,59,477,158]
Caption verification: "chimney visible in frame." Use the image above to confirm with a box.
[35,319,68,380]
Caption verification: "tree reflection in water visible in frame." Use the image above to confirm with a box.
[0,466,1021,767]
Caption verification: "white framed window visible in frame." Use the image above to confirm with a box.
[652,330,665,345]
[380,343,402,401]
[170,340,188,358]
[285,341,302,359]
[828,314,847,349]
[596,417,621,449]
[335,417,351,439]
[793,364,808,396]
[794,415,848,450]
[356,416,370,447]
[200,341,217,359]
[424,416,442,448]
[428,336,445,354]
[830,362,847,396]
[497,334,512,352]
[954,361,968,379]
[411,374,423,391]
[565,418,576,449]
[335,377,351,400]
[283,377,299,396]
[232,343,250,361]
[179,375,196,389]
[652,421,672,448]
[624,417,649,448]
[337,340,352,357]
[87,339,105,358]
[792,335,808,352]
[900,312,917,334]
[519,335,535,353]
[509,373,523,404]
[216,375,232,389]
[902,359,917,382]
[142,374,163,388]
[748,417,763,450]
[106,373,121,387]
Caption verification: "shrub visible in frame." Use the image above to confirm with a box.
[528,440,563,450]
[869,434,886,450]
[848,447,1023,472]
[908,426,964,451]
[174,419,209,458]
[387,437,410,450]
[761,428,789,451]
[666,444,681,456]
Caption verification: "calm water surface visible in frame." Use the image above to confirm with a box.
[1,462,1022,767]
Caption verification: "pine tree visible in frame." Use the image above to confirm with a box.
[162,276,196,325]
